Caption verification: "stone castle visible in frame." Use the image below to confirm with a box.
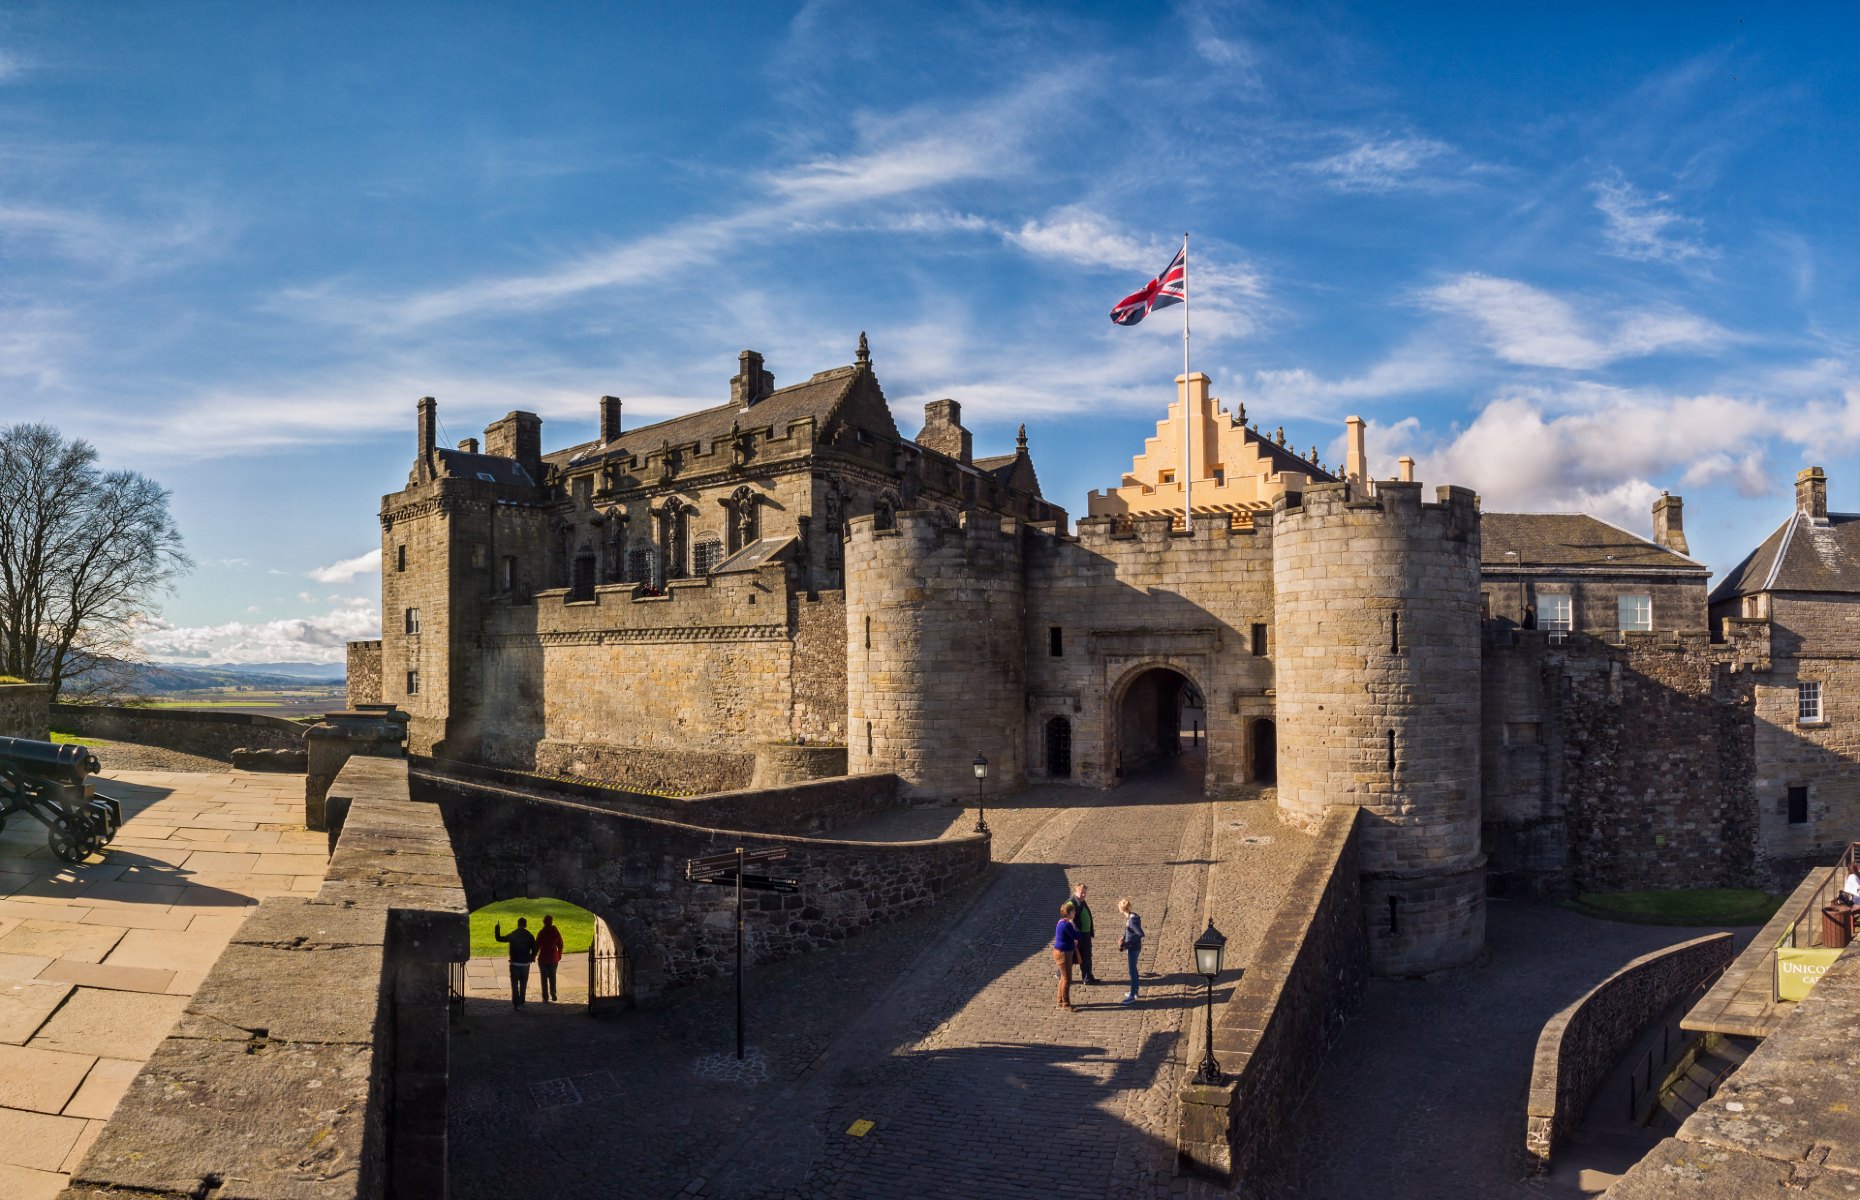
[352,338,1860,977]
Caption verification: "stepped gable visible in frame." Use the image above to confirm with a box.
[1710,510,1860,602]
[1482,512,1702,571]
[547,361,899,469]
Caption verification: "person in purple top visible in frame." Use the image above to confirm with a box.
[1053,901,1080,1011]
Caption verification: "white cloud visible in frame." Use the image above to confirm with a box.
[1592,172,1714,266]
[307,548,382,583]
[1008,208,1160,272]
[137,599,379,666]
[1303,136,1454,193]
[1423,274,1726,370]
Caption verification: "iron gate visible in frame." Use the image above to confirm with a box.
[588,919,631,1015]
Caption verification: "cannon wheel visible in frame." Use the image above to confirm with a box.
[46,815,89,864]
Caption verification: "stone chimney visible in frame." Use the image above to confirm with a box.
[600,395,622,443]
[916,399,972,464]
[1344,415,1368,487]
[457,437,479,454]
[416,397,437,475]
[1398,456,1415,482]
[484,411,543,480]
[1651,492,1690,554]
[732,350,775,408]
[1797,466,1828,520]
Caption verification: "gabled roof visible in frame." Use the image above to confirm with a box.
[1710,511,1860,603]
[549,364,898,470]
[1481,512,1704,572]
[974,451,1043,497]
[435,448,536,487]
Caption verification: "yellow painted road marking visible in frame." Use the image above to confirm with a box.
[846,1119,875,1137]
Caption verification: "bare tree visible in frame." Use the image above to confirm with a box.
[0,423,191,700]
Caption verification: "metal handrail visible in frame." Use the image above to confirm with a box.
[1771,840,1860,1004]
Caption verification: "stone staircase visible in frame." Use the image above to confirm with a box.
[1650,1034,1757,1132]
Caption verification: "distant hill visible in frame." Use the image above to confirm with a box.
[204,661,348,682]
[127,660,346,693]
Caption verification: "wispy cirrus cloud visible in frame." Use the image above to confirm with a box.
[1423,274,1726,370]
[1592,171,1715,266]
[1302,135,1457,193]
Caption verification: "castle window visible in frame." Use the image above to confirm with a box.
[1049,627,1063,657]
[626,546,657,587]
[1386,730,1396,774]
[501,556,517,593]
[1159,470,1175,485]
[1212,465,1225,486]
[1390,612,1401,654]
[1251,623,1269,657]
[470,542,486,569]
[404,607,421,635]
[571,555,597,601]
[693,537,723,575]
[1387,895,1400,935]
[864,615,871,651]
[395,544,407,572]
[1541,594,1572,633]
[874,495,897,532]
[866,721,873,755]
[1787,785,1809,824]
[1798,681,1823,724]
[1618,593,1652,633]
[406,669,420,695]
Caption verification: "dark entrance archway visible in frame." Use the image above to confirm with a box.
[1252,717,1277,785]
[1045,716,1072,778]
[1115,666,1194,777]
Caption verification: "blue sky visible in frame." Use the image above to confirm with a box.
[2,3,1855,663]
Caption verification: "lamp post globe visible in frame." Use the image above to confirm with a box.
[971,753,989,835]
[1192,920,1227,1085]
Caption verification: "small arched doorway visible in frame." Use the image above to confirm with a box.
[1115,666,1196,778]
[461,896,630,1014]
[1251,718,1277,785]
[1045,716,1072,778]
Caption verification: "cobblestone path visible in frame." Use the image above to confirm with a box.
[449,758,1314,1200]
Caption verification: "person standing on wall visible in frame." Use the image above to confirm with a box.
[1117,897,1145,1005]
[494,917,539,1008]
[1054,901,1080,1011]
[535,913,566,1003]
[1072,883,1099,984]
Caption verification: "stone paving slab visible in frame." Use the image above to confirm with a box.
[0,979,73,1043]
[0,1160,67,1200]
[0,920,124,964]
[0,1042,95,1112]
[0,1105,89,1172]
[29,988,190,1060]
[37,958,177,994]
[62,1057,142,1122]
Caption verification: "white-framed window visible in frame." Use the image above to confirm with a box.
[1798,681,1823,724]
[406,669,420,695]
[1618,594,1652,632]
[404,607,421,635]
[1541,594,1573,632]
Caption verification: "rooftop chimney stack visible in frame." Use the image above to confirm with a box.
[457,437,479,454]
[1798,466,1829,521]
[484,411,544,481]
[1344,415,1368,489]
[1398,456,1415,482]
[1652,492,1690,554]
[416,397,437,479]
[732,350,774,408]
[915,399,973,464]
[600,395,623,443]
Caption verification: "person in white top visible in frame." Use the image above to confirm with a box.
[1842,870,1860,904]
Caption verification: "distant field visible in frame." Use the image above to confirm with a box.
[134,686,347,719]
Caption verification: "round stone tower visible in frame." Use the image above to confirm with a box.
[1272,480,1484,975]
[844,508,1027,799]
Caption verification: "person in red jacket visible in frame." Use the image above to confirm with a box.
[535,913,566,1002]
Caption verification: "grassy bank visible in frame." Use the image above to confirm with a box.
[1569,887,1785,926]
[469,897,597,958]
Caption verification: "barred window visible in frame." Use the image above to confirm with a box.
[693,537,724,575]
[1798,681,1823,723]
[626,546,657,586]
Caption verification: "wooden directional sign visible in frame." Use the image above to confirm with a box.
[688,847,788,871]
[693,871,800,894]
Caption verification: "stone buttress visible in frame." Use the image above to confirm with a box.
[1273,481,1485,975]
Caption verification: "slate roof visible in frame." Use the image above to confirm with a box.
[974,451,1043,497]
[1710,512,1860,603]
[435,448,537,487]
[1481,512,1703,572]
[548,365,893,469]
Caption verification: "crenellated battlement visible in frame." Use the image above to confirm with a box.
[1276,479,1480,534]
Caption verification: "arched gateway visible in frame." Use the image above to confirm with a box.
[1112,665,1199,779]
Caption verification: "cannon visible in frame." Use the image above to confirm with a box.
[0,736,122,863]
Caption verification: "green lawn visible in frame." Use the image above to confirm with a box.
[1572,888,1785,927]
[469,897,597,959]
[49,730,97,746]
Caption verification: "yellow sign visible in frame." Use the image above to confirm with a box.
[846,1119,875,1138]
[1776,947,1843,1001]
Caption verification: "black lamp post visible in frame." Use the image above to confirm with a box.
[972,753,989,835]
[1192,919,1228,1085]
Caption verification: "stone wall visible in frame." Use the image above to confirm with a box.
[1601,941,1860,1198]
[419,770,987,1000]
[416,756,899,836]
[1524,932,1734,1169]
[61,755,467,1200]
[0,681,50,739]
[534,739,756,794]
[51,703,307,761]
[1273,481,1485,975]
[347,639,382,707]
[1482,632,1758,896]
[1178,806,1367,1185]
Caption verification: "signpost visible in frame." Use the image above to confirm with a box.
[684,847,799,1059]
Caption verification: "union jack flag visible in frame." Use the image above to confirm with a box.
[1109,244,1187,326]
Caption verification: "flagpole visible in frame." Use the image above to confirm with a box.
[1182,232,1192,534]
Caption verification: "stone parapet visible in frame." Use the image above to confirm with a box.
[1524,932,1734,1170]
[346,638,382,706]
[60,754,466,1200]
[1177,806,1367,1185]
[0,681,51,739]
[50,702,306,761]
[305,708,409,832]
